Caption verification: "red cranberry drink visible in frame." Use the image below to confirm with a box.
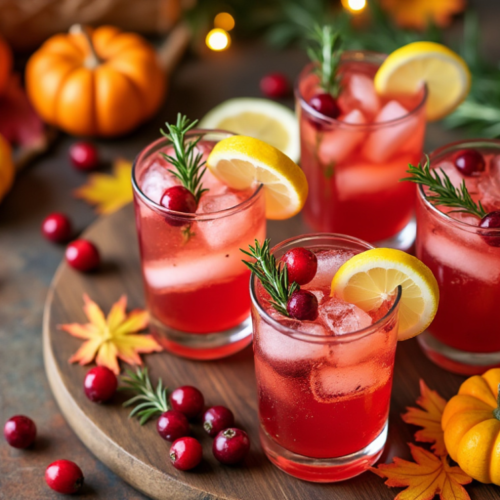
[411,140,500,374]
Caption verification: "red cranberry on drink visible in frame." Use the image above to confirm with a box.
[260,72,289,98]
[169,437,203,470]
[170,386,204,419]
[213,428,250,465]
[203,406,235,438]
[309,93,340,119]
[480,210,500,247]
[287,290,318,321]
[65,239,100,272]
[282,247,318,285]
[42,213,72,243]
[160,186,197,226]
[83,366,117,403]
[4,415,36,448]
[454,149,486,176]
[157,410,190,442]
[70,142,99,171]
[45,460,84,494]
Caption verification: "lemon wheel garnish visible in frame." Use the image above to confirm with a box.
[331,248,439,340]
[374,41,471,121]
[206,135,308,220]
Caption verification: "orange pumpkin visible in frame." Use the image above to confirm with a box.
[0,35,13,96]
[26,25,165,137]
[0,133,14,202]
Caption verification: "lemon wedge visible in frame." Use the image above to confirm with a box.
[206,135,308,220]
[331,248,439,340]
[199,98,299,162]
[374,41,470,121]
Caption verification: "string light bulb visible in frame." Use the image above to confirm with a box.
[206,28,231,51]
[341,0,367,13]
[214,12,235,31]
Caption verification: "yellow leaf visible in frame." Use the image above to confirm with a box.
[59,295,162,375]
[372,444,472,500]
[74,158,133,214]
[402,379,448,456]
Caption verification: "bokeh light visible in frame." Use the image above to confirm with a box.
[206,28,231,51]
[341,0,367,13]
[214,12,235,31]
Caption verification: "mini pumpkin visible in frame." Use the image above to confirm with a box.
[26,25,165,137]
[0,35,12,96]
[0,133,14,202]
[442,367,500,484]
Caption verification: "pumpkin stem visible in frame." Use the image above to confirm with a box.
[69,24,101,69]
[494,384,500,421]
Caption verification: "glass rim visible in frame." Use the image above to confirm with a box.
[417,138,500,234]
[131,129,264,222]
[294,51,428,130]
[249,233,403,344]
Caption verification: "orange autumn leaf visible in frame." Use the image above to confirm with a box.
[402,379,448,456]
[74,158,133,214]
[372,444,472,500]
[59,294,162,375]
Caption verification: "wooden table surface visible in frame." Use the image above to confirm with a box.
[1,1,500,498]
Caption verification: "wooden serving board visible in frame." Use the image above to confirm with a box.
[43,204,498,500]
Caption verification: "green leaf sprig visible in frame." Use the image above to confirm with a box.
[241,239,299,317]
[306,24,343,98]
[160,114,208,203]
[120,367,170,425]
[402,157,487,219]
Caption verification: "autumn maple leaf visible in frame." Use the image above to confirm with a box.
[372,444,472,500]
[74,158,133,214]
[402,379,447,456]
[59,294,162,375]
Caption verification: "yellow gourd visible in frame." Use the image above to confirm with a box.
[0,134,14,202]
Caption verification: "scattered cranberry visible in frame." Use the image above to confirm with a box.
[170,386,205,419]
[70,142,99,171]
[169,437,203,471]
[65,239,100,272]
[282,247,318,285]
[309,93,340,119]
[157,410,190,442]
[213,428,250,465]
[287,290,318,321]
[3,415,36,449]
[45,460,84,494]
[203,406,235,438]
[42,213,72,243]
[454,149,486,176]
[480,210,500,247]
[260,72,289,98]
[83,366,117,403]
[161,186,197,226]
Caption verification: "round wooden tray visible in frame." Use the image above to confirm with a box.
[43,204,492,500]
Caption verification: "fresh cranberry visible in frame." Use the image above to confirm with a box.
[309,93,340,119]
[42,213,72,243]
[213,428,250,465]
[260,72,290,98]
[157,410,190,442]
[65,239,100,272]
[3,415,36,448]
[454,149,486,176]
[170,386,205,419]
[203,406,235,438]
[480,210,500,247]
[45,460,84,494]
[70,142,99,171]
[287,290,318,321]
[282,247,318,285]
[83,366,117,403]
[169,437,203,470]
[160,186,197,226]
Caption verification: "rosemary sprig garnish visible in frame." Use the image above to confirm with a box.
[402,156,487,218]
[119,367,170,425]
[306,24,343,98]
[241,239,299,317]
[160,114,208,203]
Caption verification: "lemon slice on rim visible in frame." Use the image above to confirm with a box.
[199,98,299,162]
[331,248,439,340]
[206,135,308,220]
[374,41,471,121]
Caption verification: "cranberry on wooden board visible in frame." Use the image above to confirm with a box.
[170,386,205,419]
[169,437,203,470]
[42,213,72,243]
[203,406,235,438]
[3,415,36,448]
[157,410,190,442]
[45,460,84,494]
[260,72,290,98]
[65,239,100,272]
[83,366,117,403]
[69,142,99,171]
[213,428,250,465]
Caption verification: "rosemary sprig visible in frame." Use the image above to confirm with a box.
[241,239,299,316]
[160,114,208,203]
[119,367,170,425]
[306,24,343,98]
[402,157,487,218]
